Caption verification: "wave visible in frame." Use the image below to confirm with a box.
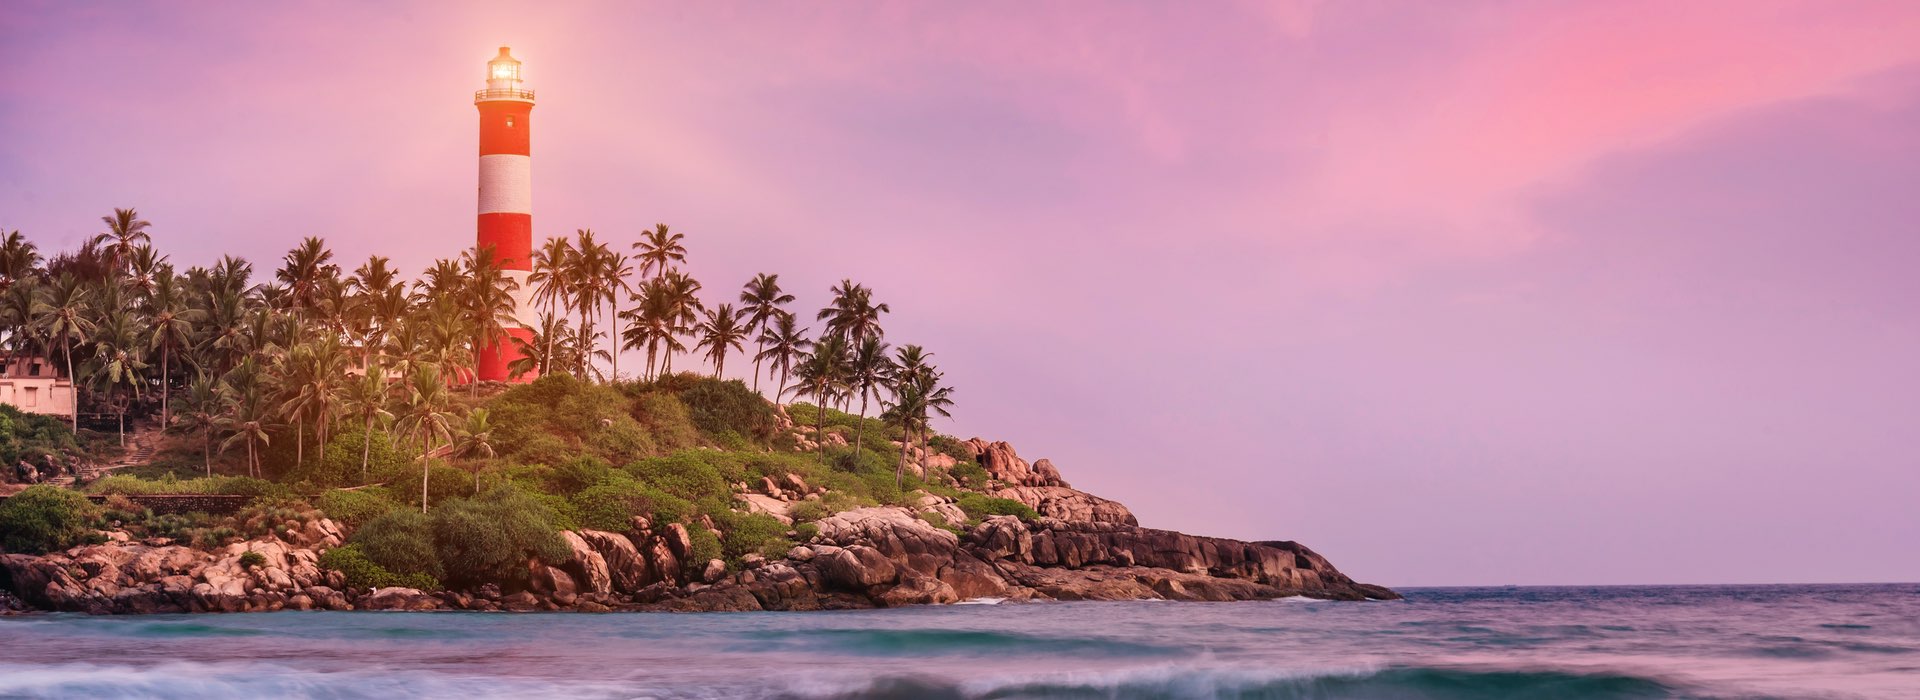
[780,665,1688,700]
[729,627,1185,658]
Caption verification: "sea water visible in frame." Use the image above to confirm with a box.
[0,584,1914,698]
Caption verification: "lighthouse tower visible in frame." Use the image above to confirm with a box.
[474,47,536,382]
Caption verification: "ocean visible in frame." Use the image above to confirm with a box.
[0,584,1913,699]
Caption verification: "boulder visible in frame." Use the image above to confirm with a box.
[820,545,897,591]
[961,438,1067,488]
[991,486,1137,526]
[577,530,650,594]
[876,575,959,607]
[360,587,443,611]
[701,559,727,584]
[559,531,614,596]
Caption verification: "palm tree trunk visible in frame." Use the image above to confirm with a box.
[63,336,76,433]
[160,344,170,427]
[296,421,305,467]
[361,415,374,483]
[609,299,619,382]
[420,431,431,514]
[203,429,212,477]
[816,386,828,466]
[897,432,910,488]
[855,393,868,456]
[247,437,257,478]
[752,340,764,394]
[118,409,125,448]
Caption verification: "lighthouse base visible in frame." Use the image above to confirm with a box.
[476,327,537,383]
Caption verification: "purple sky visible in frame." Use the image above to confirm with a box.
[4,1,1918,586]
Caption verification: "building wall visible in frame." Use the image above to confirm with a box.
[0,356,77,421]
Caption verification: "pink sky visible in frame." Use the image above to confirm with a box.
[4,1,1918,585]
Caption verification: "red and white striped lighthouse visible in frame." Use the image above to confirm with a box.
[474,47,536,382]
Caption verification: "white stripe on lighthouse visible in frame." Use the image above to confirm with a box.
[477,154,532,215]
[503,269,538,328]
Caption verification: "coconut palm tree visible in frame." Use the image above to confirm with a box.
[174,372,226,476]
[632,223,686,281]
[755,312,810,399]
[739,273,794,393]
[90,208,151,275]
[460,244,520,395]
[845,336,894,457]
[818,279,890,346]
[528,236,574,372]
[508,311,575,380]
[397,364,456,512]
[339,366,393,483]
[654,270,703,375]
[694,304,749,379]
[31,273,93,431]
[144,269,201,426]
[566,230,614,379]
[87,309,148,447]
[451,407,496,492]
[786,335,847,463]
[218,373,277,479]
[123,244,166,300]
[0,229,41,294]
[275,236,338,317]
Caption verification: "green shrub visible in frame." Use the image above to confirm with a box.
[0,404,79,467]
[677,378,778,442]
[315,488,403,528]
[949,460,989,486]
[349,508,445,581]
[428,486,569,588]
[490,373,660,464]
[955,493,1038,522]
[792,522,819,543]
[625,451,735,505]
[238,551,267,569]
[85,474,289,497]
[788,500,831,523]
[713,510,792,563]
[291,428,405,488]
[684,525,722,577]
[0,485,100,554]
[319,544,440,591]
[631,392,700,451]
[549,456,615,495]
[571,475,689,531]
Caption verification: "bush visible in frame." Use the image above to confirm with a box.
[949,460,989,487]
[491,374,659,465]
[684,525,722,577]
[713,510,792,563]
[571,475,688,531]
[0,404,79,467]
[787,500,829,523]
[85,474,289,497]
[315,488,403,528]
[0,485,100,553]
[349,508,445,582]
[428,486,570,588]
[319,544,440,591]
[955,493,1038,522]
[238,551,267,569]
[291,428,406,488]
[625,451,736,506]
[631,392,700,451]
[676,378,778,443]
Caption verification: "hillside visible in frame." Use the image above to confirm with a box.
[0,373,1394,613]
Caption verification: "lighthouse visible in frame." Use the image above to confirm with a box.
[474,47,536,382]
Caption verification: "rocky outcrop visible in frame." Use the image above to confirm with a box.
[962,439,1067,487]
[991,485,1137,526]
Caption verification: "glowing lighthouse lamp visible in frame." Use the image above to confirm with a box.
[473,47,539,382]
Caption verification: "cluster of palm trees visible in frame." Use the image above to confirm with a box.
[0,210,514,495]
[0,208,958,499]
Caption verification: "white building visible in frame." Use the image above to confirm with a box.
[0,354,77,422]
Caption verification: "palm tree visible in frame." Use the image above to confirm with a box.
[695,304,749,379]
[739,273,794,393]
[451,407,496,492]
[281,338,347,467]
[275,236,338,317]
[87,309,148,447]
[527,236,574,372]
[123,244,166,300]
[755,312,810,399]
[460,244,520,395]
[90,208,151,275]
[654,270,703,375]
[632,223,686,281]
[145,269,200,426]
[818,279,890,346]
[0,229,41,294]
[31,273,93,431]
[566,230,613,380]
[508,311,575,379]
[218,380,277,479]
[786,335,847,463]
[339,366,393,483]
[603,251,634,381]
[397,364,455,512]
[845,336,894,457]
[174,372,226,476]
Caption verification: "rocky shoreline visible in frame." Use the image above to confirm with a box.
[0,439,1396,614]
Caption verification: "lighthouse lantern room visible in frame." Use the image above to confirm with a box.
[474,46,537,382]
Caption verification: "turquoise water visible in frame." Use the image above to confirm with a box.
[0,584,1915,698]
